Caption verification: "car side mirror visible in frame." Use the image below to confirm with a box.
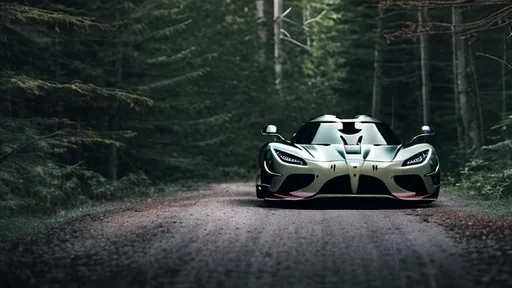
[421,125,434,135]
[404,125,435,147]
[261,125,285,141]
[262,125,277,134]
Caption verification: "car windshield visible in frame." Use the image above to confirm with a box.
[291,122,401,145]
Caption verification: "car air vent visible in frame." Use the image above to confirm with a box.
[318,175,351,194]
[394,175,429,195]
[357,175,391,195]
[344,145,361,154]
[276,174,315,194]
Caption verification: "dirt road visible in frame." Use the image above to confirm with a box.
[1,182,511,288]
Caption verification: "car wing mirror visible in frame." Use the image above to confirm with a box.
[421,125,434,135]
[261,125,286,141]
[404,126,435,147]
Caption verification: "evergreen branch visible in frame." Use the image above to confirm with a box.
[0,3,104,28]
[281,36,311,51]
[304,10,328,26]
[2,73,152,107]
[281,29,291,38]
[144,48,196,65]
[130,20,192,47]
[0,131,62,164]
[476,52,512,69]
[187,113,233,125]
[491,115,512,130]
[142,69,209,89]
[282,18,310,31]
[192,135,228,146]
[275,7,293,22]
[0,116,75,126]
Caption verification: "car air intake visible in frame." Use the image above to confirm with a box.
[356,175,391,195]
[275,174,315,194]
[317,175,352,194]
[394,175,429,195]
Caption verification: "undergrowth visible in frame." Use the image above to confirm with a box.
[0,161,255,219]
[457,140,512,200]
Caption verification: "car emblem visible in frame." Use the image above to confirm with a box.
[372,165,378,171]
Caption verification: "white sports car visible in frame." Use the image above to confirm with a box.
[256,115,440,203]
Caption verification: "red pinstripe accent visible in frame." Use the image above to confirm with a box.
[391,192,428,200]
[289,192,312,198]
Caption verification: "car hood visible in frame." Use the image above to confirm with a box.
[299,144,402,162]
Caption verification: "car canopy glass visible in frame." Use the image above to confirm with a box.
[292,122,401,145]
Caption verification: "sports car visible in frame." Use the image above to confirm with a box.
[256,115,440,203]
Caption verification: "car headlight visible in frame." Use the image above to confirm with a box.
[274,149,307,166]
[402,149,429,167]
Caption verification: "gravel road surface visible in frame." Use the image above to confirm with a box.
[1,182,511,288]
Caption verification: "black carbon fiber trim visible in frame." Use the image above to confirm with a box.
[317,175,352,194]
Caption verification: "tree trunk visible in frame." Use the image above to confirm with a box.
[303,0,311,47]
[6,91,11,118]
[468,40,484,145]
[256,0,266,62]
[455,8,477,152]
[371,8,384,119]
[391,94,395,130]
[274,0,282,90]
[109,13,121,181]
[419,7,430,125]
[452,6,464,150]
[264,0,274,61]
[502,28,508,139]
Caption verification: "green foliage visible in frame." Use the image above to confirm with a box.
[459,140,512,199]
[0,3,98,26]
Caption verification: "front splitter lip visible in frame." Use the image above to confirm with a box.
[258,186,438,202]
[264,194,438,202]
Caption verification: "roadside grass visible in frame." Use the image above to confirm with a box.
[0,180,210,243]
[0,202,119,243]
[0,168,257,244]
[445,184,512,219]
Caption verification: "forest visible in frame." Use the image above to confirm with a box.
[0,0,511,217]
